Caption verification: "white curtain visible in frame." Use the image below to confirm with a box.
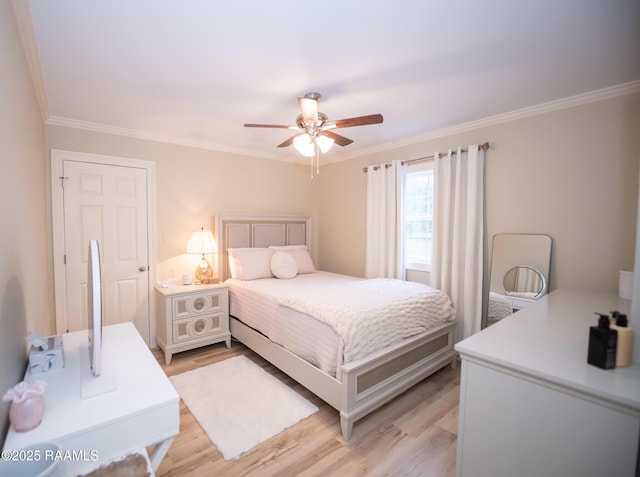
[365,160,406,279]
[430,145,485,340]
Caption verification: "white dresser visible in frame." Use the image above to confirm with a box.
[3,322,179,476]
[455,290,640,477]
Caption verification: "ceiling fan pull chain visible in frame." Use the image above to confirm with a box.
[310,153,314,179]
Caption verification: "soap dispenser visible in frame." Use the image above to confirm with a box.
[610,310,620,327]
[587,313,617,369]
[611,313,633,367]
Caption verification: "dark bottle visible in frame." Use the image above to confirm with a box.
[587,313,617,369]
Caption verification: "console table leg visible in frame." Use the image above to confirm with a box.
[148,437,175,472]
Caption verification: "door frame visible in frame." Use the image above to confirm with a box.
[51,149,157,347]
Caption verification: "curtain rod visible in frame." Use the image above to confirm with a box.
[363,142,490,172]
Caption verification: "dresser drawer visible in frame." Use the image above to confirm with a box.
[172,290,224,319]
[173,313,225,343]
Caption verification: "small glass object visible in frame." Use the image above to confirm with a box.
[2,381,47,432]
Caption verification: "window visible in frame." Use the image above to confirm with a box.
[403,162,434,271]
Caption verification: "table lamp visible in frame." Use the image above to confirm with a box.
[186,227,217,283]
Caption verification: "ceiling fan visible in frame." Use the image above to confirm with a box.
[244,92,383,178]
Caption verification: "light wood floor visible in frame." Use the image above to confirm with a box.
[152,340,461,477]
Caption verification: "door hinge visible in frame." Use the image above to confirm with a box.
[63,254,66,265]
[59,176,68,188]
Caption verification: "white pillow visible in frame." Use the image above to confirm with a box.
[227,248,274,280]
[270,252,298,279]
[269,246,316,274]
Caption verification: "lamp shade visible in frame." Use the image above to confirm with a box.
[293,133,315,157]
[316,134,334,153]
[186,228,217,255]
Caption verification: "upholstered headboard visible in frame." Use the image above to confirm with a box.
[215,214,312,281]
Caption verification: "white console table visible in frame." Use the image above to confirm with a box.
[3,322,179,476]
[456,290,640,477]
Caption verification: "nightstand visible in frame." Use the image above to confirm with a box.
[155,283,230,365]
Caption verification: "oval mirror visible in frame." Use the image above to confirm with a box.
[503,265,547,298]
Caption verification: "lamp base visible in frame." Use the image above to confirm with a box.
[195,256,213,283]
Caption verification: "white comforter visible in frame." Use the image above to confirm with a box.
[279,278,455,363]
[488,291,513,320]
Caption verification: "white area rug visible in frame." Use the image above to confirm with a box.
[170,355,318,460]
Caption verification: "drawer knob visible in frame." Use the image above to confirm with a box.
[193,298,206,311]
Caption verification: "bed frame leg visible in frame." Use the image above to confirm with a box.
[340,413,353,441]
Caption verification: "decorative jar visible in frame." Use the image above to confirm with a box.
[2,380,46,432]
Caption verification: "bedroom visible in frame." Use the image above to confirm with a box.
[1,1,639,476]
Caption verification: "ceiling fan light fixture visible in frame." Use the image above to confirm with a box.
[316,134,334,153]
[244,92,383,177]
[293,133,315,157]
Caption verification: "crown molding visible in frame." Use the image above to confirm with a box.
[343,80,640,161]
[11,0,49,121]
[45,116,279,160]
[45,80,640,162]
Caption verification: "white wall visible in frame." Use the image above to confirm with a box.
[1,2,50,446]
[44,126,319,282]
[316,92,640,297]
[632,173,640,364]
[33,76,640,337]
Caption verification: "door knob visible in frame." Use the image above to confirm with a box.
[139,266,147,272]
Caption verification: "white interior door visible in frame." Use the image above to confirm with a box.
[62,160,150,343]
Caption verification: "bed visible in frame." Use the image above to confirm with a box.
[216,214,458,440]
[488,291,514,321]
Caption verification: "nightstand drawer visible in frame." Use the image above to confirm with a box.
[173,313,224,343]
[172,291,223,319]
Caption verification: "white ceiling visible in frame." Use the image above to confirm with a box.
[20,0,640,163]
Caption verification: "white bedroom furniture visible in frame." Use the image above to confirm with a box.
[2,322,179,476]
[155,282,230,365]
[456,290,640,477]
[216,214,458,441]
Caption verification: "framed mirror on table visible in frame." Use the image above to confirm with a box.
[486,233,552,327]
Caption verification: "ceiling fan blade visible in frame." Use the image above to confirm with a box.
[322,130,353,146]
[277,134,303,148]
[324,114,384,130]
[298,97,318,125]
[244,123,293,129]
